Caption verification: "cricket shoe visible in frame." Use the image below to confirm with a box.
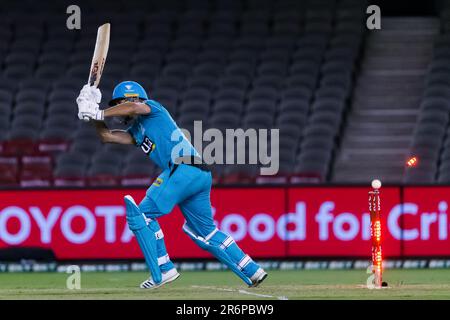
[248,268,268,288]
[140,268,180,289]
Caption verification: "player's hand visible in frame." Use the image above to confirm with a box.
[77,84,102,103]
[77,96,104,121]
[79,101,104,121]
[77,84,103,121]
[77,99,93,122]
[90,86,102,104]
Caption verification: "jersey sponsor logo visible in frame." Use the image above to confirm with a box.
[140,136,155,154]
[152,177,163,187]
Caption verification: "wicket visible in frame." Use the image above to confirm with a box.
[368,184,384,288]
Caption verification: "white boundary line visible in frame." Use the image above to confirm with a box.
[192,285,288,300]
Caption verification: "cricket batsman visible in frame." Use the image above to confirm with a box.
[76,81,268,289]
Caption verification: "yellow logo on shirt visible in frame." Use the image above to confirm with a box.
[153,178,163,187]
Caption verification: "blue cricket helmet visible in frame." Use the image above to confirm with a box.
[108,80,149,106]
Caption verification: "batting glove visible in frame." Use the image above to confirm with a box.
[90,86,102,104]
[77,84,102,104]
[81,102,104,121]
[77,98,104,122]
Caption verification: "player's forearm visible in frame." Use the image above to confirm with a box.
[92,121,134,144]
[103,102,150,118]
[93,121,112,142]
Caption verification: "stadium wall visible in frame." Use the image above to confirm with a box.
[1,185,450,261]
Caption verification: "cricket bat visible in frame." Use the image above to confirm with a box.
[88,23,110,87]
[81,23,110,121]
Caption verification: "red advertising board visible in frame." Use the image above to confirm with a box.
[0,186,449,260]
[287,187,402,257]
[211,188,286,257]
[0,189,148,259]
[0,188,285,259]
[402,187,450,256]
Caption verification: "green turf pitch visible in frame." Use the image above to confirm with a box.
[1,269,450,300]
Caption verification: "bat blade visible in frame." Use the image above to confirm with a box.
[88,23,110,88]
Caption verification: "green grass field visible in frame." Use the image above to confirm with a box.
[1,269,450,300]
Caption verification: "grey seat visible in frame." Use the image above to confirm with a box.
[0,90,13,104]
[182,88,211,103]
[91,150,123,167]
[214,88,246,102]
[54,165,86,179]
[312,99,346,112]
[70,139,102,155]
[218,75,249,90]
[48,89,77,103]
[40,127,72,140]
[8,126,38,140]
[187,75,217,91]
[212,100,244,114]
[225,62,255,79]
[282,87,313,101]
[14,102,45,118]
[16,89,46,104]
[179,100,210,114]
[209,112,241,127]
[291,64,321,83]
[5,52,35,66]
[438,171,450,183]
[19,78,50,92]
[104,143,133,155]
[154,76,185,91]
[296,158,330,178]
[229,50,258,65]
[47,102,75,115]
[197,49,228,64]
[130,63,160,79]
[413,124,446,138]
[0,116,10,130]
[320,73,352,91]
[315,86,347,100]
[257,62,288,77]
[420,97,450,113]
[243,113,274,129]
[303,123,336,139]
[246,100,277,115]
[166,50,197,64]
[426,72,450,86]
[417,112,449,126]
[88,164,120,176]
[301,136,335,151]
[411,135,442,151]
[4,65,33,79]
[253,75,284,89]
[193,62,223,77]
[44,113,77,127]
[424,85,450,99]
[248,87,278,102]
[56,151,89,169]
[309,111,342,128]
[133,50,163,65]
[276,111,307,126]
[122,163,155,177]
[11,114,42,131]
[162,63,192,78]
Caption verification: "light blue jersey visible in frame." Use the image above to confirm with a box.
[127,100,198,170]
